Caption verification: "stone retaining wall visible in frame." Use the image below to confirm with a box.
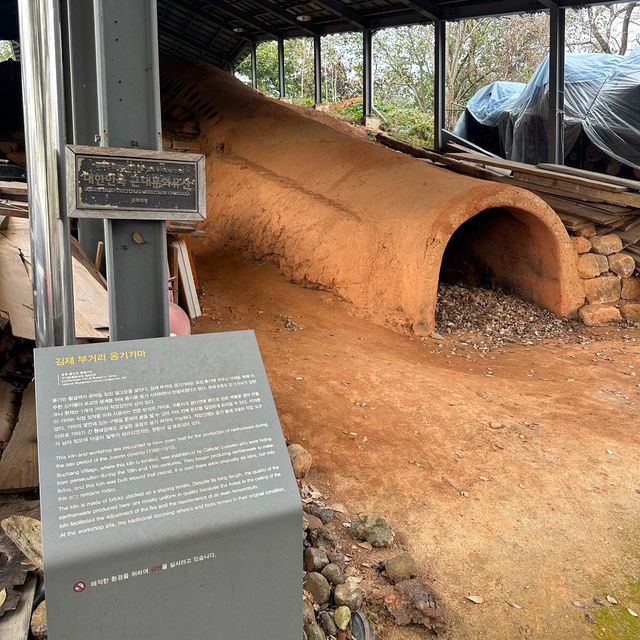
[572,224,640,326]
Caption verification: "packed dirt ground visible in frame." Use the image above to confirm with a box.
[190,239,640,640]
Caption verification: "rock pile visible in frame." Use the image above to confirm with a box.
[290,445,447,639]
[570,226,640,326]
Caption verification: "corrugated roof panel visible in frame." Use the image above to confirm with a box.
[155,0,624,66]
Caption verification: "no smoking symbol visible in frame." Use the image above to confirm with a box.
[73,581,86,593]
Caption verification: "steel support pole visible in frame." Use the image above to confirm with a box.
[313,35,322,105]
[433,19,446,152]
[362,29,373,119]
[61,0,105,275]
[251,40,258,90]
[94,0,169,341]
[548,6,566,164]
[278,38,286,99]
[18,0,75,347]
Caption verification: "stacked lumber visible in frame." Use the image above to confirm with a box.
[0,205,201,327]
[0,316,41,632]
[0,319,41,496]
[0,181,28,219]
[167,234,202,319]
[375,134,640,274]
[0,219,109,340]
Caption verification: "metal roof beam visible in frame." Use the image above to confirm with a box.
[159,22,233,63]
[202,0,282,39]
[314,0,369,30]
[400,0,441,21]
[443,0,547,20]
[173,4,252,43]
[257,0,318,36]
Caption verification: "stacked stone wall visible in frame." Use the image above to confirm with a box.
[571,224,640,326]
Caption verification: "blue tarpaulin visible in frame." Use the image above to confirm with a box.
[454,48,640,169]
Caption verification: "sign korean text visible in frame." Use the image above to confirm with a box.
[65,145,206,221]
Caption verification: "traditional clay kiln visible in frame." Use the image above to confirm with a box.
[161,59,584,333]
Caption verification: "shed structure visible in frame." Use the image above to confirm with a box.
[0,0,634,343]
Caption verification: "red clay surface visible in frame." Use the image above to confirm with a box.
[191,242,640,640]
[161,59,584,334]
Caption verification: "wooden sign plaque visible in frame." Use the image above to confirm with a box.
[66,145,206,221]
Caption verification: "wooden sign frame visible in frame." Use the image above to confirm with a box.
[66,145,206,221]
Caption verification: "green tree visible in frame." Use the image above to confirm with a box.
[567,3,640,54]
[230,6,638,148]
[321,32,362,102]
[285,38,315,103]
[0,41,14,63]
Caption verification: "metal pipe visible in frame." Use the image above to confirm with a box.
[251,40,257,90]
[18,0,75,347]
[548,5,566,164]
[433,19,446,151]
[313,35,322,104]
[362,29,373,118]
[278,38,285,98]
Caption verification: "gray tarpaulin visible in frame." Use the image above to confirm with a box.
[454,48,640,169]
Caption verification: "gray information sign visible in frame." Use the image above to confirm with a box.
[35,331,301,640]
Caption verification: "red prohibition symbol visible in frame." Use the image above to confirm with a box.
[73,581,86,593]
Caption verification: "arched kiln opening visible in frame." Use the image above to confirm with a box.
[438,207,565,311]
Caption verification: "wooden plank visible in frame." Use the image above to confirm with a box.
[535,193,627,219]
[168,237,201,319]
[178,234,200,293]
[0,202,28,218]
[0,496,40,616]
[446,153,628,193]
[0,229,37,340]
[419,156,507,180]
[71,256,109,334]
[0,379,19,444]
[556,212,592,230]
[0,576,36,640]
[1,516,43,571]
[618,226,640,245]
[167,240,179,303]
[623,216,640,232]
[537,163,640,192]
[69,236,107,289]
[532,193,626,225]
[0,221,108,340]
[375,133,505,180]
[493,175,640,208]
[447,141,489,155]
[0,182,28,202]
[511,171,640,208]
[94,241,104,272]
[0,383,38,493]
[571,201,633,215]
